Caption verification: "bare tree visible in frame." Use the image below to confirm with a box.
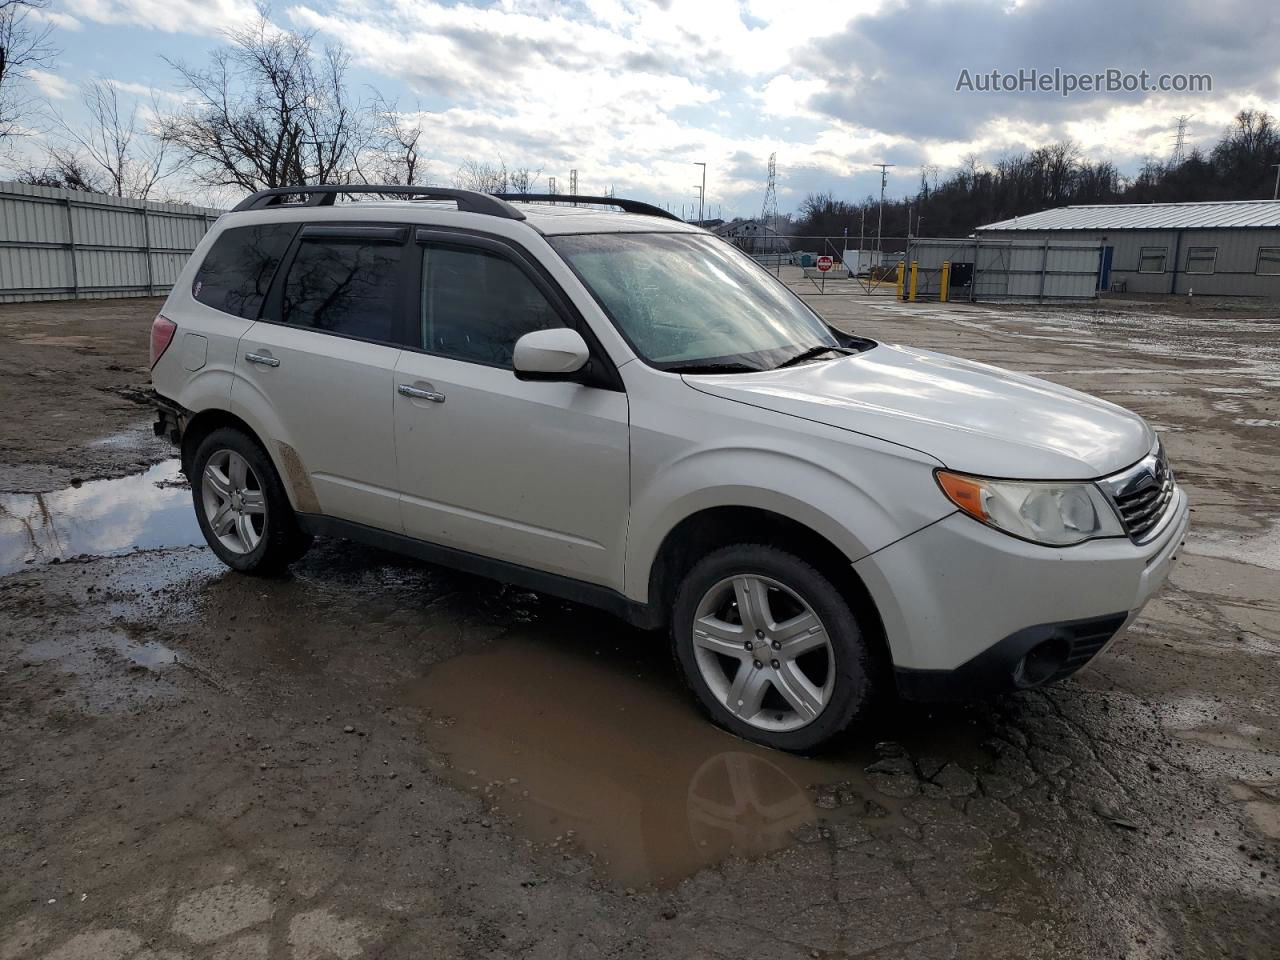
[0,0,56,139]
[358,95,427,185]
[507,165,541,194]
[158,9,366,191]
[453,157,510,193]
[47,79,169,198]
[16,151,102,192]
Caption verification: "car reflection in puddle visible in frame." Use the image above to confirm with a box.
[405,618,925,888]
[0,460,201,575]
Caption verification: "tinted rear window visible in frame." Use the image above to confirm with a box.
[192,223,296,319]
[280,239,405,343]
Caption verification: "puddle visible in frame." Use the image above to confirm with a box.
[24,631,181,672]
[405,612,985,889]
[0,460,201,575]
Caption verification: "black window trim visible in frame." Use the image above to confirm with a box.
[260,220,416,351]
[1137,245,1168,274]
[408,225,624,392]
[1258,245,1280,277]
[1184,245,1218,276]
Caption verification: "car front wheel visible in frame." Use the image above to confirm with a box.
[672,544,878,752]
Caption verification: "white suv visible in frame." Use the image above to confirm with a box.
[151,186,1189,751]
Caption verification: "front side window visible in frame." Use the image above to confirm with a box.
[281,239,405,343]
[420,246,564,367]
[549,232,839,371]
[1185,246,1217,275]
[1138,246,1167,274]
[1258,247,1280,276]
[192,223,296,319]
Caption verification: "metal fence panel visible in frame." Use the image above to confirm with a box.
[0,182,223,303]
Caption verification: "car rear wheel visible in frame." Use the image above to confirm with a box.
[672,544,877,752]
[191,427,310,574]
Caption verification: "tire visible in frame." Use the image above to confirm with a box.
[671,544,878,752]
[190,427,311,574]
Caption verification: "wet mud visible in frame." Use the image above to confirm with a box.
[1,288,1278,958]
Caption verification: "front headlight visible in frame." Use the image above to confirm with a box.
[935,470,1125,546]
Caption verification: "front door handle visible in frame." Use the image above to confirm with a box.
[398,384,446,403]
[245,352,280,367]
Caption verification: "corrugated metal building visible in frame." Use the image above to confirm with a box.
[976,200,1280,297]
[0,182,224,303]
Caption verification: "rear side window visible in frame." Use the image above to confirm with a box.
[281,239,405,343]
[192,223,295,319]
[420,246,563,367]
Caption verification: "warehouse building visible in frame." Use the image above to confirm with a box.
[976,200,1280,297]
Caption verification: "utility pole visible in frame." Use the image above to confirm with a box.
[873,163,894,253]
[693,161,706,222]
[1273,163,1280,201]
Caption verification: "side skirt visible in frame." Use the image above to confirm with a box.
[295,513,663,631]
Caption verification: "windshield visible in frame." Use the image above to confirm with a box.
[549,232,840,371]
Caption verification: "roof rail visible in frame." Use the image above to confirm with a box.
[492,194,682,222]
[231,185,526,220]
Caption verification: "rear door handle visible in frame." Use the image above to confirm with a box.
[398,384,446,403]
[245,352,280,367]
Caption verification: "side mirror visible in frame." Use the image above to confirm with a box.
[513,328,591,382]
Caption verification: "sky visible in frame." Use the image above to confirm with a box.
[11,0,1280,216]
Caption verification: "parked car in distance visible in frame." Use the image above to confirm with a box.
[151,185,1189,751]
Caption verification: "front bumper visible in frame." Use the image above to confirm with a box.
[855,486,1190,701]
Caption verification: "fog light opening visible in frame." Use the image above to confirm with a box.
[1013,637,1070,688]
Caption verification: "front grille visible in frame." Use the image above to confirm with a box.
[1099,444,1176,543]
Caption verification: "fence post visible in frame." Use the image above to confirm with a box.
[940,261,951,303]
[141,207,155,297]
[908,261,919,302]
[64,197,79,300]
[1039,238,1049,303]
[970,238,980,302]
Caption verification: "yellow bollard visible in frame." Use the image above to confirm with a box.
[908,261,919,303]
[895,261,905,299]
[940,260,951,303]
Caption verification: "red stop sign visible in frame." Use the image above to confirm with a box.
[816,255,834,272]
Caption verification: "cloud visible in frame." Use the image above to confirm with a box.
[30,7,83,30]
[28,70,76,101]
[33,0,1280,216]
[797,0,1280,148]
[62,0,259,35]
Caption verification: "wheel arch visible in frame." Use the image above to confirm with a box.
[180,408,317,514]
[643,505,887,654]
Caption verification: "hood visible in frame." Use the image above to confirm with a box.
[683,343,1155,480]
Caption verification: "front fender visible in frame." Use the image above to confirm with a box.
[623,441,949,603]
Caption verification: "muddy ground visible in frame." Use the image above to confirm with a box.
[1,287,1278,959]
[0,298,172,494]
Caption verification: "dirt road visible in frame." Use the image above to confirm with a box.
[1,288,1277,959]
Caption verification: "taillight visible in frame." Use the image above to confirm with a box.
[150,315,177,368]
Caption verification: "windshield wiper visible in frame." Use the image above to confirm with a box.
[774,345,855,369]
[664,361,764,375]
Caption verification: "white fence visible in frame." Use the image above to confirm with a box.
[0,182,224,303]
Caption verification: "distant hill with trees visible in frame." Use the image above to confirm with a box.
[794,110,1280,241]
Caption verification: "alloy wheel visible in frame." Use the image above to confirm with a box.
[201,449,266,555]
[691,575,835,732]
